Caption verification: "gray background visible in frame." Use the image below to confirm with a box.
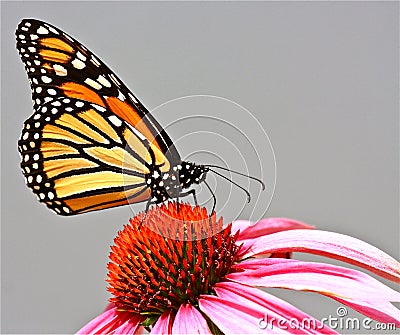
[1,1,399,334]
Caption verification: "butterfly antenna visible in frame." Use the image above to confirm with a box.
[204,180,216,214]
[207,168,251,203]
[205,164,265,190]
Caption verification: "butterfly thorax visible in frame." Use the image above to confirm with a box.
[145,161,208,203]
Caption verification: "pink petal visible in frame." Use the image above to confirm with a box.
[200,294,282,334]
[232,218,314,244]
[172,302,212,334]
[110,321,143,335]
[151,310,174,335]
[199,282,336,334]
[228,258,400,326]
[238,229,400,283]
[76,307,143,334]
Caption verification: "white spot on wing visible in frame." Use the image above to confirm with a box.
[117,91,125,101]
[84,78,102,90]
[37,26,49,34]
[64,34,73,42]
[126,123,146,141]
[53,64,67,76]
[108,115,122,127]
[92,104,106,112]
[97,75,111,88]
[72,58,86,69]
[41,76,52,83]
[48,27,59,34]
[76,51,86,61]
[91,56,101,67]
[109,73,120,86]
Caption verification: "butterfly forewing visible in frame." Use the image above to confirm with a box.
[16,19,179,161]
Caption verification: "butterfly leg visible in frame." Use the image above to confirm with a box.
[139,197,154,229]
[179,189,198,206]
[203,180,216,214]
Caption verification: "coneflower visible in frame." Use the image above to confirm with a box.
[77,202,400,334]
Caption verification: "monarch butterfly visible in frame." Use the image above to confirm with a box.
[16,19,264,216]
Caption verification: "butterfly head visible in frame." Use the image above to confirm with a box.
[178,161,208,187]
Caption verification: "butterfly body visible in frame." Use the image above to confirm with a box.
[145,162,208,203]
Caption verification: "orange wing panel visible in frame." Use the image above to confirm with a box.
[64,187,150,213]
[40,37,74,53]
[106,97,161,151]
[39,49,71,63]
[60,82,106,107]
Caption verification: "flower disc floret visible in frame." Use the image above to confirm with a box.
[107,202,240,316]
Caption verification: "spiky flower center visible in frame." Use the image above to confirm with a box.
[107,202,240,318]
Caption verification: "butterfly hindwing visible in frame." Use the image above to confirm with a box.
[18,97,155,215]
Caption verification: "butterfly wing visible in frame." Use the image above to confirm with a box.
[16,19,179,215]
[19,98,155,215]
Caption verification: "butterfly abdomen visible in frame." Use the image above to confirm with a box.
[145,162,208,203]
